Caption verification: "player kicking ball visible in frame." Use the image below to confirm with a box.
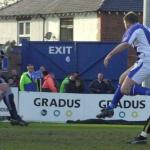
[96,11,150,144]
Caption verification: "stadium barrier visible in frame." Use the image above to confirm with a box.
[19,91,150,123]
[1,88,150,123]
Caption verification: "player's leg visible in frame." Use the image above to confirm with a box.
[107,67,132,109]
[128,116,150,144]
[0,83,28,126]
[96,75,136,118]
[1,83,18,119]
[96,61,150,119]
[124,62,150,142]
[123,62,150,144]
[126,62,150,96]
[96,67,131,118]
[143,116,150,135]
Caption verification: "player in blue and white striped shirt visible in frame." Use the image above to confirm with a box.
[96,11,150,144]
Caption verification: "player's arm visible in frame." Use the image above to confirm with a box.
[104,24,139,67]
[104,42,130,67]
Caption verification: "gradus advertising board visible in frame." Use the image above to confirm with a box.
[19,92,150,123]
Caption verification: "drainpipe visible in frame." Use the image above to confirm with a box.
[143,0,150,26]
[40,14,46,41]
[142,0,150,87]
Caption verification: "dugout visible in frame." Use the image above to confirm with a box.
[21,40,128,92]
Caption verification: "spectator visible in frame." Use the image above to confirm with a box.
[60,72,78,93]
[75,79,84,93]
[38,65,46,78]
[65,77,76,93]
[39,65,46,71]
[0,71,7,82]
[50,72,59,90]
[42,70,58,92]
[19,64,38,91]
[7,77,16,87]
[9,69,20,87]
[65,78,84,93]
[103,79,115,94]
[34,65,46,91]
[11,69,18,76]
[89,73,108,93]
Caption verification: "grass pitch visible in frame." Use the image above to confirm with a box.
[0,122,149,150]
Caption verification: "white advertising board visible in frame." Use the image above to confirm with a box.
[0,87,19,116]
[19,92,150,123]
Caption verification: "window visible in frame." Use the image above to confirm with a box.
[18,21,30,44]
[19,23,24,35]
[60,18,73,41]
[26,22,30,34]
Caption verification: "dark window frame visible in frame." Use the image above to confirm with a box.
[60,18,73,41]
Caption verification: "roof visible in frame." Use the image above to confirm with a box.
[0,0,102,17]
[100,0,143,12]
[0,0,143,17]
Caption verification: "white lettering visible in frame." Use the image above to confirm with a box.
[55,47,62,54]
[65,46,72,54]
[49,46,72,55]
[49,46,55,54]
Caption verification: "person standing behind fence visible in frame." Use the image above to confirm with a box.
[8,69,20,87]
[19,64,38,91]
[34,65,46,91]
[42,70,58,92]
[59,73,78,93]
[103,79,115,94]
[89,73,108,93]
[50,72,59,90]
[65,78,84,93]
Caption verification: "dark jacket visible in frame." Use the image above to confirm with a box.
[89,80,108,94]
[65,79,84,93]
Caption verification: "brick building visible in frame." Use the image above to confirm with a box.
[100,11,143,67]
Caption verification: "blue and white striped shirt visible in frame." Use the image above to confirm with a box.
[122,23,150,62]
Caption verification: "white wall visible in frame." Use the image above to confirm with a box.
[31,17,60,41]
[46,17,60,41]
[0,19,17,44]
[30,18,44,41]
[0,13,100,44]
[0,18,44,44]
[46,13,100,41]
[74,13,100,41]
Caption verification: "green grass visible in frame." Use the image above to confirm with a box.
[0,122,149,150]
